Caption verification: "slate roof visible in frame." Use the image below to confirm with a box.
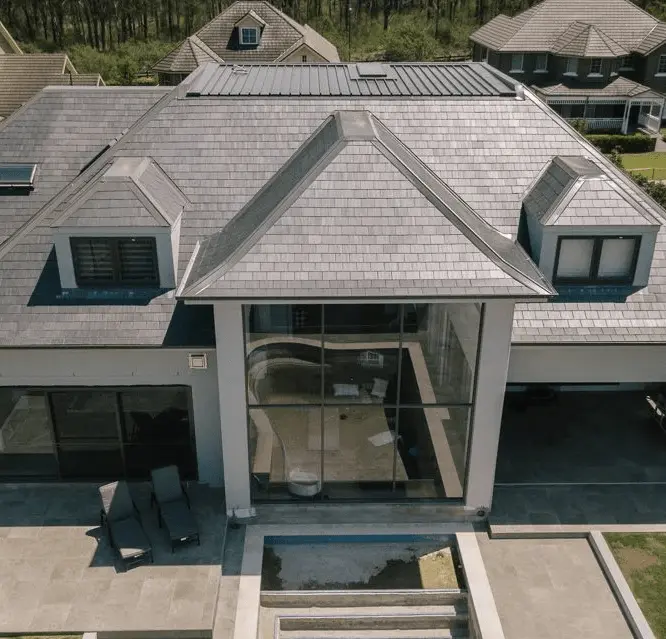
[0,53,104,118]
[471,0,665,55]
[534,76,661,99]
[187,62,516,97]
[53,156,190,228]
[2,64,666,346]
[153,0,339,74]
[524,156,659,227]
[182,110,552,299]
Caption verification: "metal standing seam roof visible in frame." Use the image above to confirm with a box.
[186,62,517,97]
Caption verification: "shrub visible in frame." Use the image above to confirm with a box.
[586,133,656,154]
[569,119,588,134]
[384,16,440,61]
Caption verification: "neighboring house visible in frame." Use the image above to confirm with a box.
[1,62,666,520]
[470,0,666,134]
[153,0,339,85]
[0,21,104,120]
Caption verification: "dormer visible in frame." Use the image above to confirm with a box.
[51,157,189,290]
[522,156,660,292]
[233,10,266,48]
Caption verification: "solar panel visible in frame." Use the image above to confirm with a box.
[0,163,37,188]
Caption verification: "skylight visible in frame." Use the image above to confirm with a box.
[0,163,37,189]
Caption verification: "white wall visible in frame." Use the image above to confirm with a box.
[0,348,223,485]
[282,45,327,63]
[509,343,666,383]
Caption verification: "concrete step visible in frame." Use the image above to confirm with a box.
[261,589,467,608]
[279,629,469,638]
[276,605,468,632]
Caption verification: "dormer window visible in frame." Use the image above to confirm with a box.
[618,56,633,71]
[240,26,258,45]
[535,53,548,73]
[554,236,640,284]
[565,57,578,76]
[71,237,159,287]
[510,53,524,73]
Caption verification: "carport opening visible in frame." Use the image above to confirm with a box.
[496,384,666,485]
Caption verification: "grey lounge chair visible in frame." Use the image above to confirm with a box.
[99,481,153,569]
[150,465,200,552]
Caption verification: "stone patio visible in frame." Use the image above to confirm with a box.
[0,483,226,635]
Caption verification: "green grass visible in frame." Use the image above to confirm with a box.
[606,533,666,638]
[620,152,666,180]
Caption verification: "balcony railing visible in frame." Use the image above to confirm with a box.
[638,112,661,133]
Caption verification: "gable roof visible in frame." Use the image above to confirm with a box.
[524,156,659,227]
[181,110,554,299]
[471,0,663,54]
[0,20,22,54]
[153,0,339,74]
[53,156,189,228]
[0,53,103,118]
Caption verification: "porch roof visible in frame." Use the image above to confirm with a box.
[534,76,663,100]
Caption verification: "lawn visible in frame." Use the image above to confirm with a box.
[606,533,666,638]
[620,152,666,180]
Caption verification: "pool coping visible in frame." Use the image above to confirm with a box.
[232,523,498,639]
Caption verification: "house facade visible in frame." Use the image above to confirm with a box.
[470,0,666,134]
[0,63,665,519]
[152,0,340,85]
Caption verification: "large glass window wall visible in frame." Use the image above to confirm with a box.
[0,386,196,480]
[246,303,482,501]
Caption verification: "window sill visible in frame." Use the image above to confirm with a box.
[563,72,578,77]
[618,67,634,72]
[655,73,666,77]
[509,69,524,74]
[587,73,603,78]
[534,69,548,74]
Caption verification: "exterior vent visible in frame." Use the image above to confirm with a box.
[188,353,208,369]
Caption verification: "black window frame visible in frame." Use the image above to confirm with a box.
[553,235,641,285]
[70,236,159,288]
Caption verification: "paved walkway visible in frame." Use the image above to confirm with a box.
[476,532,633,639]
[491,484,666,531]
[0,483,226,634]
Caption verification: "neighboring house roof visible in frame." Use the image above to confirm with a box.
[524,156,659,226]
[471,0,665,55]
[48,73,105,86]
[0,20,22,54]
[0,53,103,118]
[188,62,515,97]
[1,64,666,347]
[151,35,224,74]
[534,76,662,99]
[153,0,339,74]
[551,23,627,58]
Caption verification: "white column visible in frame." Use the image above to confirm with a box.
[464,300,515,513]
[214,301,254,519]
[622,100,631,134]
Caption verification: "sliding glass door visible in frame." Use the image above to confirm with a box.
[246,303,483,502]
[0,386,196,481]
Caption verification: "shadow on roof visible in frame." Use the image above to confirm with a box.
[28,248,169,307]
[162,301,215,347]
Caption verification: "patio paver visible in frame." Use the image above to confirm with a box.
[0,483,226,635]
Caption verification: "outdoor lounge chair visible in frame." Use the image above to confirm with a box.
[98,480,153,569]
[150,465,200,552]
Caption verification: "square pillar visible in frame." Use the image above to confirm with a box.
[464,300,515,514]
[214,301,254,519]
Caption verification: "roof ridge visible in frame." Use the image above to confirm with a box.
[0,85,181,261]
